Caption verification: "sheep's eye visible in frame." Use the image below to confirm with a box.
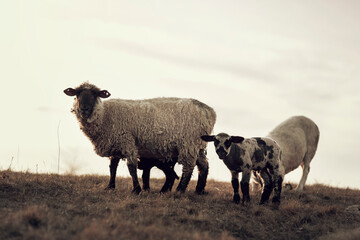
[214,139,220,146]
[224,140,231,148]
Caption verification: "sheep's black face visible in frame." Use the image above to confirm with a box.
[64,84,111,120]
[77,90,97,119]
[201,133,245,160]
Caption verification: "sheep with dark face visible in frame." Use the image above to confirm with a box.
[266,116,320,191]
[64,82,216,194]
[201,133,284,204]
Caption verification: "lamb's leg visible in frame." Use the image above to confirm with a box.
[231,171,240,204]
[138,158,152,191]
[176,161,195,193]
[127,160,141,194]
[106,157,120,189]
[272,160,284,203]
[296,156,311,191]
[240,170,251,204]
[259,170,273,204]
[195,149,209,194]
[272,174,283,204]
[156,159,179,193]
[142,167,151,191]
[158,164,175,193]
[162,159,179,192]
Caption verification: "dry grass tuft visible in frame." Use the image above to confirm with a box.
[1,170,359,240]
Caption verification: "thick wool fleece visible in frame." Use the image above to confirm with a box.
[72,83,217,167]
[267,115,319,174]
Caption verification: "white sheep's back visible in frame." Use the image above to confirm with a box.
[267,116,319,174]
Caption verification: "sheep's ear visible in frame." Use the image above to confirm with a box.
[230,136,244,143]
[98,90,111,98]
[64,88,77,96]
[201,135,216,142]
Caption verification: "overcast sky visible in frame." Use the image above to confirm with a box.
[1,0,359,189]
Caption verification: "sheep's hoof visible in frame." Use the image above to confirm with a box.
[105,185,115,190]
[160,190,171,194]
[160,188,171,193]
[195,190,208,195]
[272,197,281,205]
[284,183,293,191]
[132,186,142,195]
[242,197,250,206]
[233,194,241,204]
[176,186,186,193]
[259,199,268,205]
[271,199,280,210]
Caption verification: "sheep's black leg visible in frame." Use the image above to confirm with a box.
[158,160,179,193]
[195,150,209,194]
[272,175,283,204]
[166,158,179,192]
[240,171,251,204]
[156,163,172,193]
[176,163,194,193]
[106,157,120,189]
[142,167,151,191]
[165,170,178,192]
[260,170,273,204]
[231,171,240,204]
[138,158,152,191]
[127,161,141,194]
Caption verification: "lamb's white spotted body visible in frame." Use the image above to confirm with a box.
[202,133,284,204]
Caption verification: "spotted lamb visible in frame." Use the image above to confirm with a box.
[201,133,284,204]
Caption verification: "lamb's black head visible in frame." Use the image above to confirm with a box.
[201,133,244,160]
[64,82,110,119]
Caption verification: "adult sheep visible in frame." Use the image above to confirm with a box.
[266,116,319,191]
[64,82,216,194]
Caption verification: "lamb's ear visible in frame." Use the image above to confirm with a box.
[201,135,216,142]
[98,90,111,98]
[64,88,77,96]
[230,136,244,143]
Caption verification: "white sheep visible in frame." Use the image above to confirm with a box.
[64,82,216,194]
[201,133,285,204]
[266,116,320,191]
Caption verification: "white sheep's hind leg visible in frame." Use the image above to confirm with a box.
[296,157,311,191]
[251,171,263,192]
[127,158,141,194]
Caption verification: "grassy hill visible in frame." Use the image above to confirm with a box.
[1,170,359,240]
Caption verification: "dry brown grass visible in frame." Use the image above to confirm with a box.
[1,170,359,240]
